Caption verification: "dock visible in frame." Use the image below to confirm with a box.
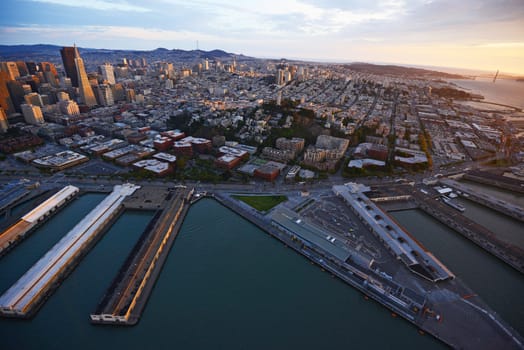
[90,187,193,325]
[212,190,524,349]
[333,184,454,282]
[0,185,79,257]
[463,170,524,194]
[440,178,524,222]
[0,184,139,318]
[412,190,524,274]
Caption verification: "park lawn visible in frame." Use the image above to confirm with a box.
[233,195,288,211]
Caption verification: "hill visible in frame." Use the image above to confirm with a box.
[346,63,466,79]
[0,44,248,63]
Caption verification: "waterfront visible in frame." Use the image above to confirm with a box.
[449,77,524,109]
[1,194,522,348]
[0,197,444,349]
[455,197,524,250]
[391,210,524,336]
[459,180,524,208]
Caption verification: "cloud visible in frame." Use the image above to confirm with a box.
[29,0,151,13]
[477,42,524,48]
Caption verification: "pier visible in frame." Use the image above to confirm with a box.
[90,187,193,325]
[463,170,524,194]
[0,184,139,318]
[213,191,523,349]
[0,185,79,257]
[440,178,524,222]
[412,190,524,274]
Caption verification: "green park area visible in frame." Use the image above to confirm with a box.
[232,195,288,211]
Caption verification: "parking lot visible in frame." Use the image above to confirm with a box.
[299,194,394,265]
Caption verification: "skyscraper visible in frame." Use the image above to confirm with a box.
[21,104,44,125]
[60,46,79,87]
[0,107,9,133]
[16,61,29,76]
[73,46,97,107]
[24,92,44,107]
[96,84,114,106]
[25,62,38,75]
[6,80,25,113]
[0,62,20,80]
[0,71,15,115]
[39,62,59,87]
[98,63,116,85]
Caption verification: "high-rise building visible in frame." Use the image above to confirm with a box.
[57,91,70,102]
[0,71,15,114]
[111,84,125,102]
[125,88,136,103]
[24,92,44,107]
[60,46,79,87]
[73,47,97,107]
[98,63,116,85]
[284,71,292,83]
[59,100,80,115]
[20,75,40,92]
[276,69,285,85]
[16,61,29,76]
[60,76,72,89]
[40,62,59,87]
[0,107,9,132]
[25,62,38,75]
[0,62,20,80]
[96,84,114,106]
[21,103,44,125]
[6,80,25,113]
[22,84,32,94]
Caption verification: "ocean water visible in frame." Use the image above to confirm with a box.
[0,198,444,349]
[449,77,524,109]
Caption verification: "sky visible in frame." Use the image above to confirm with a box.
[1,0,523,74]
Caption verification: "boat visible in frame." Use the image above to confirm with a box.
[441,196,466,212]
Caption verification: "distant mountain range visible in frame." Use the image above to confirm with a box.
[0,44,248,63]
[0,44,477,80]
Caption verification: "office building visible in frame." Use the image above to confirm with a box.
[73,47,97,107]
[96,84,114,106]
[59,100,80,115]
[1,62,20,80]
[0,108,8,132]
[60,46,79,87]
[57,91,70,102]
[0,71,15,114]
[39,62,59,87]
[21,104,44,125]
[7,80,25,113]
[16,61,29,76]
[98,63,116,85]
[25,62,38,75]
[24,93,44,107]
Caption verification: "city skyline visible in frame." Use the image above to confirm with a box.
[1,0,523,75]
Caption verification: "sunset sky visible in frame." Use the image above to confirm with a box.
[1,0,523,74]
